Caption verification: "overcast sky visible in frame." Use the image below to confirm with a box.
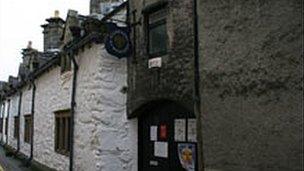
[0,0,89,81]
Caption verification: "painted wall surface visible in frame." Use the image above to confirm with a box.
[1,100,9,143]
[34,66,72,171]
[8,94,19,148]
[19,86,33,157]
[198,0,303,170]
[73,44,138,171]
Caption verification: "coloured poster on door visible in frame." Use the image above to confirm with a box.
[178,143,196,171]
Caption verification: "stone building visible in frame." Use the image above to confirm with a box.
[0,0,302,171]
[197,0,303,171]
[0,1,137,171]
[127,0,302,171]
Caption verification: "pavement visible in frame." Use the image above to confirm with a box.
[0,146,32,171]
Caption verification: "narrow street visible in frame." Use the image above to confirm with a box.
[0,147,32,171]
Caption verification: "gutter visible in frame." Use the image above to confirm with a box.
[26,81,36,166]
[193,0,205,170]
[69,53,79,171]
[14,91,22,156]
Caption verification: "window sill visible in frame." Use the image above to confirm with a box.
[55,149,70,157]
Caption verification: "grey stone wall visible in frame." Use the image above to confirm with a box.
[42,18,64,52]
[127,0,195,116]
[198,0,303,170]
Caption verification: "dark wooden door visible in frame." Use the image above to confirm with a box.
[139,102,197,171]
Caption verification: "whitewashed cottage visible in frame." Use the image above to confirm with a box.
[0,1,138,171]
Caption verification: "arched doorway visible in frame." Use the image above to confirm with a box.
[138,100,198,171]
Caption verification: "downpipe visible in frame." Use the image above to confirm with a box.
[14,91,22,157]
[193,0,205,170]
[26,81,36,167]
[69,53,79,171]
[5,99,11,146]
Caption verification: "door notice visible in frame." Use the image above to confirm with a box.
[154,141,168,158]
[150,126,158,141]
[187,119,197,142]
[174,119,186,142]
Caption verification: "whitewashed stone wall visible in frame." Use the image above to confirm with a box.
[1,99,9,143]
[19,85,33,157]
[8,94,19,148]
[33,66,72,171]
[0,103,4,142]
[73,44,138,171]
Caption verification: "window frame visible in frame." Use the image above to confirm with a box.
[5,117,8,135]
[14,116,20,139]
[146,9,168,58]
[0,118,3,133]
[54,110,71,156]
[24,114,32,144]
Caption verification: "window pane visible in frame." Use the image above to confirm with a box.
[55,118,60,150]
[149,22,167,55]
[67,117,71,152]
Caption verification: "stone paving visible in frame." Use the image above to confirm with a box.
[0,146,32,171]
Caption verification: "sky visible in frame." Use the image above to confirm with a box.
[0,0,89,81]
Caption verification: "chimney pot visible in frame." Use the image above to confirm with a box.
[54,10,60,18]
[27,41,32,49]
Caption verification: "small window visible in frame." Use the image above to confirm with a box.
[14,116,20,139]
[148,9,168,57]
[61,55,71,73]
[54,110,71,156]
[5,117,8,135]
[24,115,32,143]
[0,118,3,133]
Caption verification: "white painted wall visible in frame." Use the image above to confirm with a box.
[1,43,138,171]
[73,44,138,171]
[1,99,9,143]
[19,85,33,156]
[33,66,72,171]
[8,93,19,148]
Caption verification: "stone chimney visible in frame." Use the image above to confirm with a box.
[21,41,39,71]
[90,0,120,15]
[41,10,65,52]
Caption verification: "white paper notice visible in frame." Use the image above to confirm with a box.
[187,119,197,142]
[174,119,186,142]
[154,141,168,158]
[150,126,158,141]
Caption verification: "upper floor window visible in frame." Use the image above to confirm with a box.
[147,9,168,58]
[61,54,71,73]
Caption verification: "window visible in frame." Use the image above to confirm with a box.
[24,115,32,143]
[54,110,71,156]
[5,117,8,135]
[14,116,20,139]
[0,118,3,133]
[60,55,71,73]
[148,9,168,57]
